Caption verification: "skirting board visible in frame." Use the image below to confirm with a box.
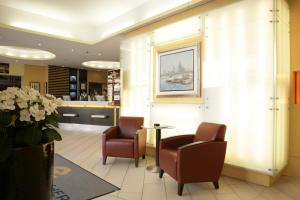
[222,164,285,187]
[146,145,283,186]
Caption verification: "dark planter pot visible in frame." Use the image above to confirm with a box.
[0,142,54,200]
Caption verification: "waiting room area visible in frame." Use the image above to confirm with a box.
[56,124,300,200]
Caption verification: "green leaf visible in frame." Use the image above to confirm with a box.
[43,128,62,141]
[45,114,59,128]
[16,127,42,146]
[0,111,12,127]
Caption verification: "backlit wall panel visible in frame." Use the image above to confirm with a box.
[275,0,290,173]
[203,0,275,173]
[120,0,290,175]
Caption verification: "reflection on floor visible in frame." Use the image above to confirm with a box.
[55,128,300,200]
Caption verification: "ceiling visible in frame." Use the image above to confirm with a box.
[0,0,209,69]
[0,27,122,68]
[0,0,149,26]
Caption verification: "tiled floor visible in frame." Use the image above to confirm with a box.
[55,127,300,200]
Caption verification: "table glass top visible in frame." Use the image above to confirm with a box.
[142,125,175,129]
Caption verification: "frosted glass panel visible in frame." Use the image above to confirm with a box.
[203,0,275,173]
[153,16,202,44]
[120,0,290,175]
[275,0,290,173]
[150,104,204,139]
[120,34,152,136]
[149,13,203,145]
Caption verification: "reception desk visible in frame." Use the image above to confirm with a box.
[58,101,119,126]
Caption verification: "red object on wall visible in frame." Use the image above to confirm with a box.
[294,72,300,104]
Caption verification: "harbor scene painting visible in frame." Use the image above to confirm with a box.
[156,45,199,96]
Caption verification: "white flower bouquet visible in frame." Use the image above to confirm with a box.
[0,87,63,161]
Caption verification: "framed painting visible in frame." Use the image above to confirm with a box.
[156,45,199,96]
[30,82,40,92]
[153,36,203,103]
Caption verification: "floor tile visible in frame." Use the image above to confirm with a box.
[55,129,300,200]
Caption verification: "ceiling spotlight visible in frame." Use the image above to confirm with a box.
[38,43,42,46]
[82,61,120,69]
[98,53,102,56]
[0,46,56,60]
[71,49,74,52]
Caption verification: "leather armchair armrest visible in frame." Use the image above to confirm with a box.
[160,135,194,149]
[177,141,227,182]
[103,126,119,140]
[178,140,206,150]
[134,128,147,157]
[135,128,147,140]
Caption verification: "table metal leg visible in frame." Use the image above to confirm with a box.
[146,128,161,173]
[155,128,161,167]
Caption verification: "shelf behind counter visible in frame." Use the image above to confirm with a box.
[58,101,120,126]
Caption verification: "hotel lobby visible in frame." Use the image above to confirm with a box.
[0,0,300,199]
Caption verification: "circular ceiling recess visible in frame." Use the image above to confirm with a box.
[0,46,56,60]
[82,61,120,69]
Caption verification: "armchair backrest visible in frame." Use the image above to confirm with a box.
[119,116,144,139]
[194,122,226,142]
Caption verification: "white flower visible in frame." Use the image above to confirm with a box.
[16,90,30,101]
[55,98,63,106]
[42,98,53,115]
[16,98,28,109]
[1,99,15,110]
[0,91,13,101]
[0,87,61,122]
[29,104,45,121]
[20,109,31,122]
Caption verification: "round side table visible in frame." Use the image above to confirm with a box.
[143,124,175,173]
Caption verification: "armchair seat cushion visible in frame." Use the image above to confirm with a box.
[160,148,177,179]
[106,139,134,158]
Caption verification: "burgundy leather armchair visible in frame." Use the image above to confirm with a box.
[159,122,227,196]
[102,116,147,167]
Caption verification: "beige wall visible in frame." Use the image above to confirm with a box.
[9,64,24,76]
[21,65,48,95]
[87,69,107,92]
[284,0,300,177]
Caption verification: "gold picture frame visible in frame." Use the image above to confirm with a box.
[152,35,203,104]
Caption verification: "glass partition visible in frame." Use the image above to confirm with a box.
[120,0,290,175]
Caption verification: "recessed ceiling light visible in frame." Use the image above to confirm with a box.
[38,43,42,46]
[0,46,56,60]
[98,53,102,56]
[82,61,120,69]
[71,49,74,52]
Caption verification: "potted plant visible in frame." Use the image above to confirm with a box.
[0,87,63,200]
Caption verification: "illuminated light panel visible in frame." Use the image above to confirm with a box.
[82,61,120,69]
[11,22,73,39]
[0,46,56,60]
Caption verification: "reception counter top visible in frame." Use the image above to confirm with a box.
[58,101,119,126]
[61,101,120,108]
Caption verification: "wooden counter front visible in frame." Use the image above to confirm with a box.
[58,102,119,126]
